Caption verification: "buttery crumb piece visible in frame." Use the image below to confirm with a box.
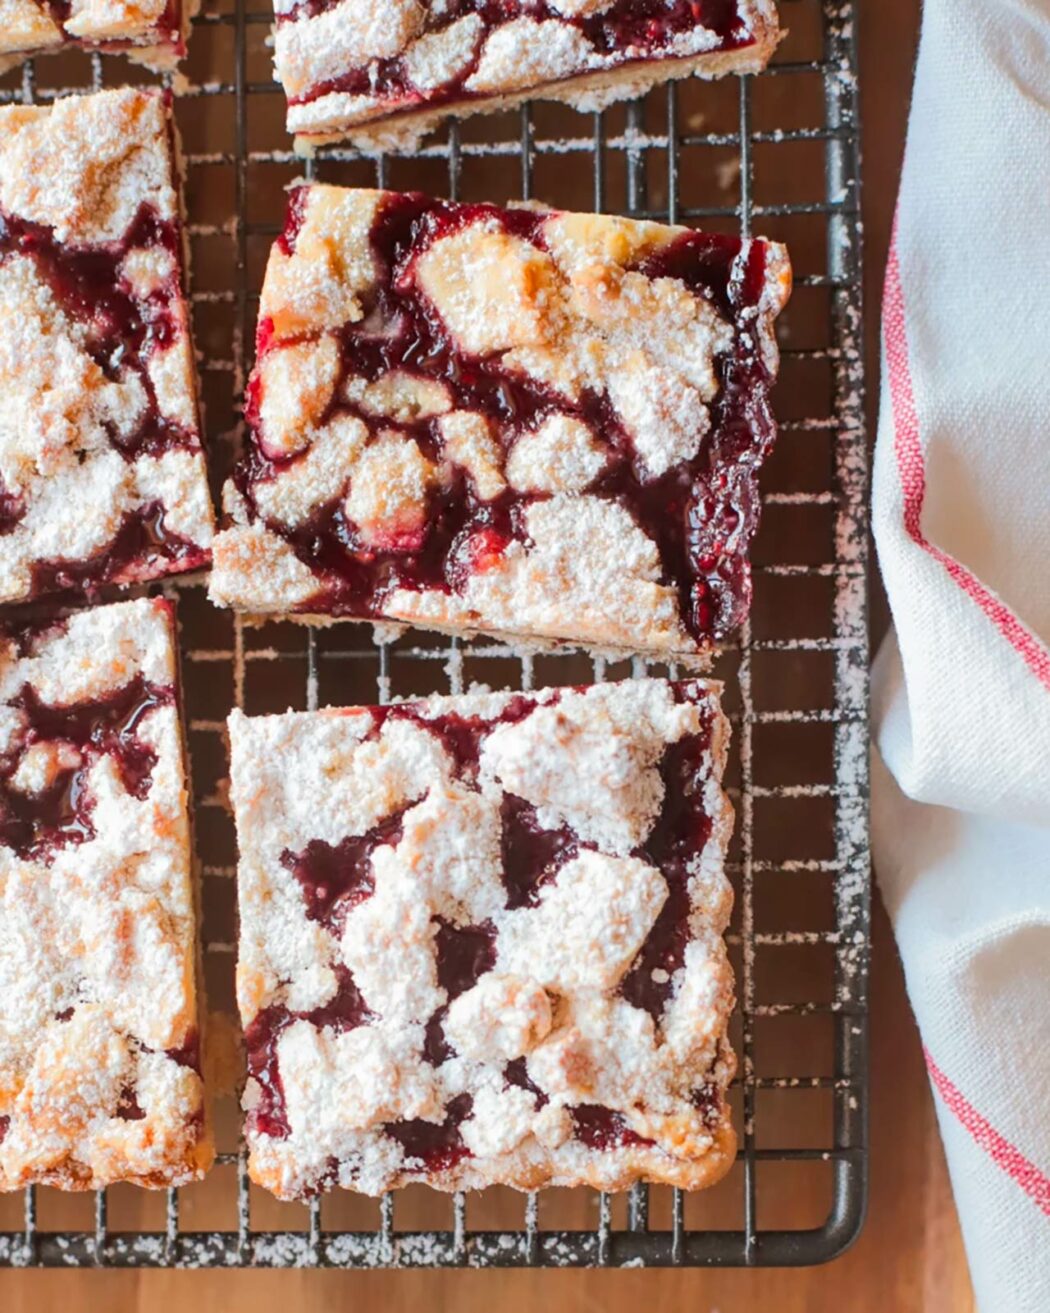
[0,598,213,1191]
[210,186,791,659]
[229,677,735,1199]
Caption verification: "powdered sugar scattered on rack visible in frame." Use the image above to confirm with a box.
[0,0,868,1269]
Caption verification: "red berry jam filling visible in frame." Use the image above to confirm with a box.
[0,668,174,862]
[500,793,578,910]
[422,918,497,1065]
[281,0,750,116]
[386,695,534,776]
[116,1086,147,1121]
[2,173,210,603]
[620,730,715,1019]
[570,1105,652,1151]
[166,1026,202,1074]
[504,1056,548,1108]
[690,1079,722,1128]
[281,807,406,933]
[384,1092,473,1172]
[0,476,25,537]
[236,190,778,644]
[434,918,497,998]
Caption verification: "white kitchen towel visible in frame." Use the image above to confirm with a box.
[871,0,1050,1306]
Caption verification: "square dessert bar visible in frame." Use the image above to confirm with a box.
[210,186,790,658]
[0,0,195,73]
[0,598,212,1190]
[272,0,780,152]
[230,678,735,1198]
[0,87,214,608]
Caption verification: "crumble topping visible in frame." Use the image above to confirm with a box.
[268,0,780,151]
[439,410,506,502]
[0,599,212,1190]
[230,678,735,1198]
[403,15,484,93]
[504,413,609,495]
[274,0,426,98]
[210,187,791,657]
[413,219,557,357]
[465,19,596,95]
[0,88,214,607]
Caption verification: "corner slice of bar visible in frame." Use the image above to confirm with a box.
[0,87,215,608]
[230,678,735,1199]
[210,186,790,660]
[0,598,213,1190]
[0,0,197,73]
[272,0,780,153]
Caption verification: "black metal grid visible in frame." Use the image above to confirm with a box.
[0,0,869,1268]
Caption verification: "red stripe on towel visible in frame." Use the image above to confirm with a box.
[883,214,1050,690]
[925,1047,1050,1216]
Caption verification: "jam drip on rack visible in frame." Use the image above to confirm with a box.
[0,670,174,862]
[283,0,750,114]
[236,188,777,643]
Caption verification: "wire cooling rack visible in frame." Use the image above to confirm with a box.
[0,0,868,1268]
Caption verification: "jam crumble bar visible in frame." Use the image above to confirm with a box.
[0,0,196,73]
[210,186,790,658]
[230,678,735,1198]
[0,87,214,608]
[271,0,780,152]
[0,598,212,1190]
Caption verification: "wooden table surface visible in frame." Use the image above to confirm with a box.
[4,0,978,1307]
